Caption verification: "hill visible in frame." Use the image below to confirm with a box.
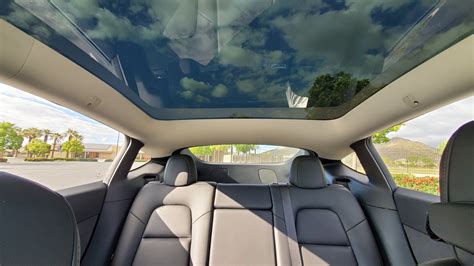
[374,137,440,163]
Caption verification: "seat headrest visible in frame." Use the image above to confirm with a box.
[290,155,326,188]
[439,121,474,203]
[164,154,197,186]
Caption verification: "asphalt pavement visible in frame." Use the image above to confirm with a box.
[0,159,144,191]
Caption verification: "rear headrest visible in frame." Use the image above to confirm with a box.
[439,121,474,203]
[163,154,197,187]
[290,155,326,188]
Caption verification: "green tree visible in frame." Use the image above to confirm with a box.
[42,129,52,143]
[372,124,403,144]
[308,72,370,107]
[0,122,24,158]
[189,146,213,156]
[50,132,63,158]
[63,129,83,157]
[437,140,448,154]
[22,127,42,158]
[62,139,84,158]
[25,139,51,158]
[234,144,257,154]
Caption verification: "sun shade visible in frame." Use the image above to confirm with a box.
[1,0,472,119]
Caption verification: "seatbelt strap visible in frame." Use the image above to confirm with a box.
[280,186,302,266]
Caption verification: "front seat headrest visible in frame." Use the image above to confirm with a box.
[427,121,474,258]
[290,155,326,188]
[164,154,198,186]
[439,120,474,203]
[0,172,80,265]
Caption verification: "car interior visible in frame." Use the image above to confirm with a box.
[0,1,473,265]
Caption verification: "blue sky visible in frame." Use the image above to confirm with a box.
[0,83,122,144]
[0,82,472,147]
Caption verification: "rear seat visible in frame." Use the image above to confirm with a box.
[113,155,215,265]
[114,155,382,265]
[271,155,383,265]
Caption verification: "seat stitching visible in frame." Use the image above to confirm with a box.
[130,211,146,224]
[192,210,212,224]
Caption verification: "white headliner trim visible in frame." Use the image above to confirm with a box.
[1,20,473,159]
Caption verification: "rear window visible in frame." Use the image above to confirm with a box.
[188,144,305,164]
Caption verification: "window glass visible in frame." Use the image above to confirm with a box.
[2,1,471,119]
[0,83,124,190]
[373,97,473,195]
[132,149,151,170]
[341,152,365,174]
[188,144,306,164]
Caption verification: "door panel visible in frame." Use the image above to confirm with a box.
[59,181,107,257]
[394,188,455,263]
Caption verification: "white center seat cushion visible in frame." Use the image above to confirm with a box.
[112,155,215,266]
[209,184,276,265]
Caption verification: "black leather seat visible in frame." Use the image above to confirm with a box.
[271,155,383,265]
[113,154,215,265]
[0,172,80,265]
[424,121,474,265]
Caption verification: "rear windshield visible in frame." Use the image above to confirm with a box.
[188,144,306,164]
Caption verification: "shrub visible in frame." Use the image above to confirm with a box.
[392,174,439,195]
[24,157,52,162]
[0,158,7,162]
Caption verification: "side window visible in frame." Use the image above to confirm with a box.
[132,149,151,170]
[0,83,124,190]
[341,152,365,174]
[372,97,473,195]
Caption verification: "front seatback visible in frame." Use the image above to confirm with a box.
[112,155,215,266]
[272,156,383,266]
[426,121,474,265]
[0,172,80,265]
[209,184,276,265]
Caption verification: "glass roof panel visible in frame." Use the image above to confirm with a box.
[1,0,473,119]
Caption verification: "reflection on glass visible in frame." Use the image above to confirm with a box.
[2,0,473,119]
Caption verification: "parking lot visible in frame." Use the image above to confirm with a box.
[0,159,145,191]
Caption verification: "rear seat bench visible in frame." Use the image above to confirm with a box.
[113,154,382,265]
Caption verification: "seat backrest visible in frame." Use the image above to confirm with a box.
[427,121,474,264]
[271,155,383,266]
[0,172,80,265]
[209,183,276,265]
[112,155,215,266]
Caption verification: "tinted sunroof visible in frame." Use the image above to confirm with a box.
[1,0,472,119]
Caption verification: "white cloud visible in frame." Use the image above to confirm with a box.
[390,96,474,147]
[0,83,121,144]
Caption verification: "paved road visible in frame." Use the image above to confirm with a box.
[0,160,113,190]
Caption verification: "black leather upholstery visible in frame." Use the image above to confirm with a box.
[290,155,326,188]
[0,172,80,265]
[163,154,198,186]
[274,155,383,265]
[425,121,474,265]
[113,155,214,266]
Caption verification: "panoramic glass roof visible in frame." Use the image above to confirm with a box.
[1,0,473,119]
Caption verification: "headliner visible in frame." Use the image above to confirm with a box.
[0,20,473,159]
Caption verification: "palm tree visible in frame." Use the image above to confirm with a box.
[63,129,83,158]
[42,129,52,143]
[50,132,63,158]
[22,128,41,158]
[64,129,82,141]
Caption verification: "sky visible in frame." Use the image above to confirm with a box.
[389,96,473,147]
[0,83,122,145]
[1,82,472,148]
